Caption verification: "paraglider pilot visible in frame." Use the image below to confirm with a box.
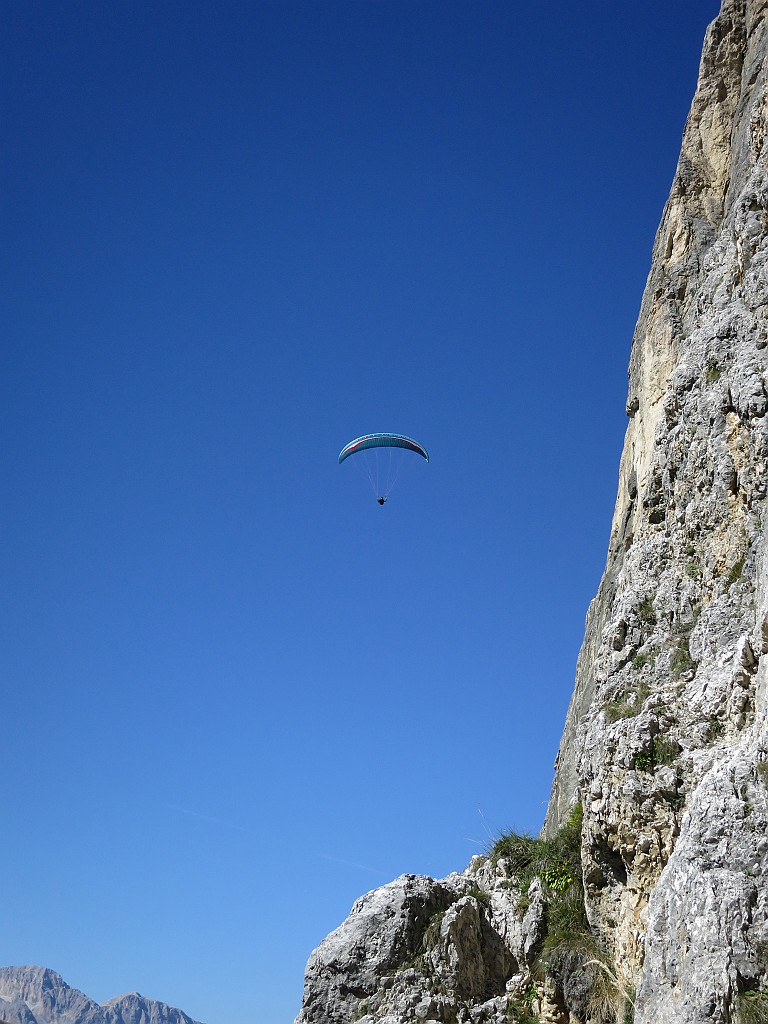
[338,434,429,507]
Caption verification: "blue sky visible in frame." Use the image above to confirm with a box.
[2,2,719,1022]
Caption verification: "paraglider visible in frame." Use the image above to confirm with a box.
[338,433,429,504]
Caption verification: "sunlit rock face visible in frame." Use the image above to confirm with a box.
[0,966,203,1024]
[546,0,768,1020]
[296,2,768,1022]
[295,868,535,1024]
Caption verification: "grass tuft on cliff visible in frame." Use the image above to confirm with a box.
[738,989,768,1024]
[490,804,583,910]
[492,803,637,1023]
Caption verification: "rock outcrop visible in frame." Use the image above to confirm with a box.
[296,871,534,1024]
[295,2,768,1022]
[0,966,204,1024]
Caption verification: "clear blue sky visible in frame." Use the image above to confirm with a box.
[2,2,719,1022]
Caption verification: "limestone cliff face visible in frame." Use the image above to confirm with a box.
[546,1,768,1019]
[295,3,768,1022]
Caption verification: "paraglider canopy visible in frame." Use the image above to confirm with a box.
[338,432,429,504]
[338,433,429,464]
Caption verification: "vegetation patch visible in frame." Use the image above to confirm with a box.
[421,910,446,952]
[653,735,679,766]
[707,717,725,741]
[738,988,768,1024]
[631,650,654,672]
[543,863,574,894]
[671,640,696,678]
[355,999,369,1019]
[466,881,492,909]
[604,701,638,724]
[632,735,678,773]
[637,597,657,626]
[706,360,725,384]
[603,682,651,723]
[492,805,637,1023]
[546,878,591,938]
[541,930,635,1024]
[728,556,747,586]
[398,907,449,973]
[672,605,701,638]
[506,982,538,1023]
[490,805,583,912]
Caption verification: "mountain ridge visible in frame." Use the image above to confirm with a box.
[0,966,204,1024]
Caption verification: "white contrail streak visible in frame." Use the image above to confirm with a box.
[168,804,254,833]
[318,852,391,878]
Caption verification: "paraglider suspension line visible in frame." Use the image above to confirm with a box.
[352,446,404,503]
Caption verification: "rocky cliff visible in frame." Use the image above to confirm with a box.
[294,2,768,1022]
[0,966,204,1024]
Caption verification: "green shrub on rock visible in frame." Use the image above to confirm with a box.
[738,988,768,1024]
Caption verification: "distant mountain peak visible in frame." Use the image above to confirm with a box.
[0,967,204,1024]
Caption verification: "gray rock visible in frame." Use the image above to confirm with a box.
[545,0,768,1019]
[295,869,530,1024]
